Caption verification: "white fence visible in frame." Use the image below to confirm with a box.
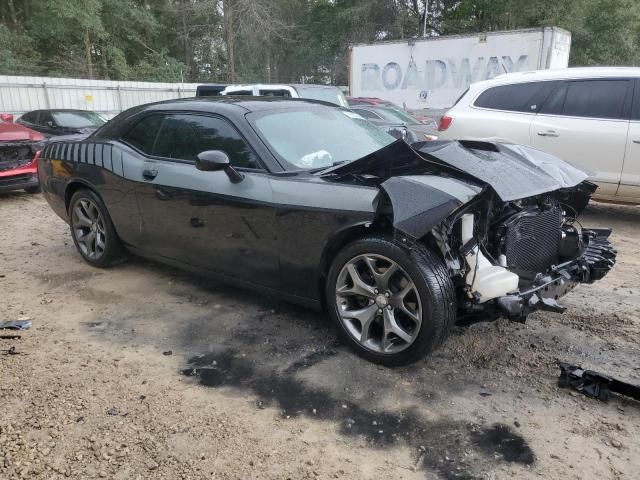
[0,75,203,118]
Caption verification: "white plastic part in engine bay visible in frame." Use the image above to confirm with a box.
[461,214,519,303]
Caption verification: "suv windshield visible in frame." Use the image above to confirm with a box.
[52,111,106,128]
[250,107,394,170]
[295,86,349,108]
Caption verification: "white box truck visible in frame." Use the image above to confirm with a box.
[350,27,571,111]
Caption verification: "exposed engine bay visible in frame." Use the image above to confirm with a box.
[434,185,616,321]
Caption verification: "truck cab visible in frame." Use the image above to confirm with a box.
[219,84,349,108]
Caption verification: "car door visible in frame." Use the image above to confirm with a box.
[126,112,280,289]
[530,79,632,196]
[618,79,640,200]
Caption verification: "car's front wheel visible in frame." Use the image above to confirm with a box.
[68,189,126,268]
[326,236,455,366]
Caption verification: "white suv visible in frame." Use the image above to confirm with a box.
[438,67,640,203]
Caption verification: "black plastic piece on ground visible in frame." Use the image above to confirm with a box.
[558,362,640,402]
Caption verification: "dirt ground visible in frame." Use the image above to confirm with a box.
[1,192,639,480]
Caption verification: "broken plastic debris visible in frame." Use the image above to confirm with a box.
[558,362,640,402]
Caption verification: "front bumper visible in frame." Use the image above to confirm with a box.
[496,229,616,320]
[0,172,39,193]
[0,155,39,193]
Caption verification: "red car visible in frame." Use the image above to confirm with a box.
[0,115,44,194]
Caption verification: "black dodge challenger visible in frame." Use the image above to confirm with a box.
[38,98,616,365]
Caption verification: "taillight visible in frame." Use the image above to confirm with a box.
[31,149,42,167]
[438,115,453,131]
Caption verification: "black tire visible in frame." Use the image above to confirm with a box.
[326,235,455,366]
[24,185,41,194]
[68,189,126,268]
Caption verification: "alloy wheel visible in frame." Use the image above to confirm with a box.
[71,198,107,260]
[335,254,423,354]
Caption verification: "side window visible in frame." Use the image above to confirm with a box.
[560,80,630,119]
[226,89,252,96]
[21,112,37,123]
[474,82,556,113]
[40,112,55,126]
[351,108,381,120]
[122,114,164,154]
[259,89,291,97]
[539,83,567,115]
[633,79,640,121]
[152,114,261,169]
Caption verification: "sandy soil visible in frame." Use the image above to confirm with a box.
[1,192,639,480]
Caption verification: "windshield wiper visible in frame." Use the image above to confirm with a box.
[308,160,351,174]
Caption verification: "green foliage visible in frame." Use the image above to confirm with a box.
[131,50,187,82]
[0,0,639,83]
[0,24,40,73]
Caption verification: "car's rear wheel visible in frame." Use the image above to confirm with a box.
[326,236,455,366]
[68,189,126,267]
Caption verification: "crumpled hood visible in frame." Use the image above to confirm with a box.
[414,140,591,201]
[320,139,593,239]
[321,139,591,202]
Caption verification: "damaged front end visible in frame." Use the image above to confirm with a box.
[321,139,617,324]
[435,185,616,322]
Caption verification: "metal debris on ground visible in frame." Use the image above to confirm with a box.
[0,334,21,340]
[558,362,640,402]
[0,319,32,330]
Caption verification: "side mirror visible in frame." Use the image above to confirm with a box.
[196,150,244,183]
[46,120,55,128]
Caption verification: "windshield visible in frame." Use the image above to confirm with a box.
[251,107,394,170]
[373,107,420,125]
[52,111,106,128]
[295,86,349,108]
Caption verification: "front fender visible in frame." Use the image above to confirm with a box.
[381,175,482,239]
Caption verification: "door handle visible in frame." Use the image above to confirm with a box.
[633,140,640,144]
[142,169,158,180]
[537,130,559,137]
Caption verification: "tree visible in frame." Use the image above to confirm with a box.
[0,0,639,83]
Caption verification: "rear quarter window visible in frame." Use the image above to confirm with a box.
[474,81,556,113]
[121,114,164,154]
